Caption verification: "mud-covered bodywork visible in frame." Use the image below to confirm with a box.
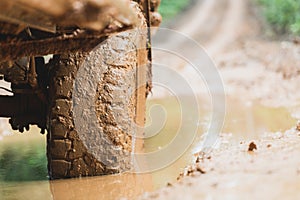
[0,0,161,62]
[0,0,141,63]
[0,0,138,32]
[0,0,161,179]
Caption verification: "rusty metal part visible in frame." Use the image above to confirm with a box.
[133,0,153,94]
[0,94,46,132]
[0,21,26,35]
[27,57,48,102]
[0,57,47,102]
[0,26,133,63]
[28,57,38,90]
[135,0,151,27]
[136,0,161,27]
[0,57,30,84]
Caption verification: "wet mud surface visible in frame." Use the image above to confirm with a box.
[0,0,300,199]
[139,0,300,199]
[139,129,300,200]
[1,97,297,200]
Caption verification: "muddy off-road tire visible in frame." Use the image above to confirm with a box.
[47,6,149,179]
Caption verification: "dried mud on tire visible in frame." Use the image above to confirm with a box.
[46,5,148,179]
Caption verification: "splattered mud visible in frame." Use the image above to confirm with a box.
[138,0,300,199]
[139,129,300,200]
[247,141,257,152]
[0,0,300,199]
[0,95,297,199]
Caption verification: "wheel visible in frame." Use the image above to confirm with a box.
[46,4,149,179]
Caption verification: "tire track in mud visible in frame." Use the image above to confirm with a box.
[159,0,248,56]
[153,0,248,77]
[175,0,220,37]
[204,0,247,55]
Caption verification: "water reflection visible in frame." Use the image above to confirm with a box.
[0,174,151,200]
[0,181,51,200]
[49,173,152,200]
[0,97,297,200]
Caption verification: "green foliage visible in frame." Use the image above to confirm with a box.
[0,143,47,182]
[158,0,192,21]
[258,0,300,35]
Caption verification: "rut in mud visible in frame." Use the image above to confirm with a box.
[0,0,299,199]
[139,0,300,199]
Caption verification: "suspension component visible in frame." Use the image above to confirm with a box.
[0,94,47,133]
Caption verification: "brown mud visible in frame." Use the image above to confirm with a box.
[0,0,299,199]
[139,0,300,199]
[140,129,300,200]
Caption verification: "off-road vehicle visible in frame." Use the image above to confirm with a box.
[0,0,161,179]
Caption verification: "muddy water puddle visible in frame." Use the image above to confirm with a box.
[0,96,297,200]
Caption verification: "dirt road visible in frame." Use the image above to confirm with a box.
[154,0,300,106]
[141,0,300,199]
[1,1,299,199]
